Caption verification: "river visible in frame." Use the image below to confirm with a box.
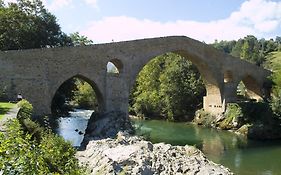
[53,110,281,175]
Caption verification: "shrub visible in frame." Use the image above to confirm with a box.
[17,99,33,120]
[0,99,86,174]
[0,119,85,174]
[219,103,242,129]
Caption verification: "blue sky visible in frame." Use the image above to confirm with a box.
[5,0,281,43]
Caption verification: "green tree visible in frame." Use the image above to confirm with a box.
[72,79,97,109]
[270,70,281,118]
[159,55,205,120]
[70,32,93,46]
[0,0,72,50]
[230,39,243,57]
[131,53,205,121]
[132,55,165,117]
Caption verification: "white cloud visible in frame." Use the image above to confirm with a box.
[83,0,98,9]
[81,0,281,43]
[47,0,72,11]
[47,0,98,11]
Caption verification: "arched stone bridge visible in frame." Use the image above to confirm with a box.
[0,36,271,116]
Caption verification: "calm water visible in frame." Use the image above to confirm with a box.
[53,111,281,175]
[133,119,281,175]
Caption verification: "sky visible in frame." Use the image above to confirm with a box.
[4,0,281,43]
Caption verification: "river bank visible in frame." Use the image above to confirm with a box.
[77,111,232,175]
[193,103,281,140]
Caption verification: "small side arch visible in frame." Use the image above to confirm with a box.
[224,70,233,83]
[107,58,123,74]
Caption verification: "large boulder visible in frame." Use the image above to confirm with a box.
[77,131,233,175]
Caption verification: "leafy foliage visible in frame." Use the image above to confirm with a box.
[72,79,98,109]
[70,32,93,46]
[211,35,280,66]
[0,0,72,51]
[0,100,85,174]
[131,53,205,121]
[52,77,98,113]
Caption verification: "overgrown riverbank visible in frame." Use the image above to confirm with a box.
[193,102,281,140]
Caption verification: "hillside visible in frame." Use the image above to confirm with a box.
[265,51,281,72]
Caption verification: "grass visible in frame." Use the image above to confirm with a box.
[265,51,281,71]
[0,102,16,120]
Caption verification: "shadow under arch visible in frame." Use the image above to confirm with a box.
[51,74,105,114]
[239,75,264,101]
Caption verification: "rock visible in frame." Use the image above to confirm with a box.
[76,132,233,175]
[77,111,232,174]
[81,111,134,147]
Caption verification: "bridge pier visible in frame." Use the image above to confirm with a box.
[203,95,225,114]
[223,82,238,103]
[104,74,129,116]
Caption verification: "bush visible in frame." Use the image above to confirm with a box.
[193,109,216,127]
[0,99,86,174]
[219,103,242,129]
[17,99,33,119]
[0,119,85,174]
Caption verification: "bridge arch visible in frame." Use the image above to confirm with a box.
[129,49,224,114]
[51,74,105,114]
[107,58,123,74]
[238,75,264,101]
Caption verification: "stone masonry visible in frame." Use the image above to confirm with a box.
[0,36,271,116]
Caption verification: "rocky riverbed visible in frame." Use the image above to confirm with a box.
[76,112,233,175]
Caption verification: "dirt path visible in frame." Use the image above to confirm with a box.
[0,107,20,132]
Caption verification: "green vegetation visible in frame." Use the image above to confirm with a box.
[0,0,72,51]
[264,51,281,71]
[130,53,205,121]
[72,79,98,109]
[0,100,85,174]
[0,102,16,120]
[70,32,93,46]
[212,35,281,66]
[52,77,98,114]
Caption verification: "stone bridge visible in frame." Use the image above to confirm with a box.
[0,36,271,116]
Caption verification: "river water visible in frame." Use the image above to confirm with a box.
[54,109,93,147]
[54,110,281,175]
[133,119,281,175]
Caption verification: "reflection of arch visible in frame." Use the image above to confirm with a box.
[224,71,233,83]
[107,59,123,74]
[240,75,262,101]
[51,74,104,112]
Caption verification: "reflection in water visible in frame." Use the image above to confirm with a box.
[54,109,93,147]
[132,119,281,175]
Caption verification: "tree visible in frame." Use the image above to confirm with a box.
[158,54,205,120]
[70,32,93,46]
[72,79,97,109]
[0,0,72,51]
[131,53,205,121]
